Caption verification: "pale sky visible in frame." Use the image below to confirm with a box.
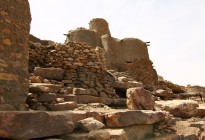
[29,0,205,87]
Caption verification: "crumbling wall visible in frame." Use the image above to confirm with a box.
[29,42,117,98]
[65,28,99,48]
[0,0,31,110]
[89,18,111,36]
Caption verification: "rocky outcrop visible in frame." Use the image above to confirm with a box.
[0,0,31,110]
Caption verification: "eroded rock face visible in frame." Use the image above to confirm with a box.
[126,87,155,110]
[0,0,31,110]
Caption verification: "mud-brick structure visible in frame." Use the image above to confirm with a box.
[65,18,158,89]
[0,0,31,110]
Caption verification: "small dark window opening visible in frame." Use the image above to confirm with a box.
[115,88,127,98]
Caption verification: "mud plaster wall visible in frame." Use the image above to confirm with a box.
[101,35,150,68]
[0,0,31,110]
[65,28,100,48]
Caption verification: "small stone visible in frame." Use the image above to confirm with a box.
[78,117,104,132]
[2,39,11,46]
[51,101,77,111]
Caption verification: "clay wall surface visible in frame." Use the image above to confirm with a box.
[0,0,31,110]
[101,35,150,68]
[89,18,111,36]
[65,28,100,48]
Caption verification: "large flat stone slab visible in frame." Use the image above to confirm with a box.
[105,110,166,127]
[0,111,74,139]
[156,100,199,118]
[0,110,104,139]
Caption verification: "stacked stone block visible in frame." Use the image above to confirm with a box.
[0,0,31,110]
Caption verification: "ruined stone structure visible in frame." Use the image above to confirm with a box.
[29,42,117,98]
[65,18,158,89]
[65,28,99,48]
[0,0,31,110]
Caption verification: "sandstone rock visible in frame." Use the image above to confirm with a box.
[37,93,57,102]
[59,133,88,140]
[105,110,166,127]
[118,76,129,82]
[51,102,77,111]
[29,84,50,93]
[78,117,104,132]
[73,88,98,96]
[31,83,61,93]
[155,100,199,118]
[0,111,74,139]
[88,130,111,140]
[30,76,43,83]
[34,67,65,80]
[154,89,177,99]
[126,87,155,110]
[123,125,152,140]
[107,129,128,140]
[196,104,205,117]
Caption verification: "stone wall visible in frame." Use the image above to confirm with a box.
[29,42,117,98]
[0,0,31,110]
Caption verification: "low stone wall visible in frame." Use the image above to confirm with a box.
[29,41,117,98]
[0,0,31,110]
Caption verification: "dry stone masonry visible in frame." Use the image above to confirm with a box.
[1,1,205,139]
[0,0,31,110]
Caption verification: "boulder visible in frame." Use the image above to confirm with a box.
[51,102,78,111]
[126,87,155,110]
[0,111,74,139]
[78,117,104,132]
[155,100,199,118]
[105,110,166,127]
[34,67,65,80]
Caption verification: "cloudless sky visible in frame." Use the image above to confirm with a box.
[29,0,205,87]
